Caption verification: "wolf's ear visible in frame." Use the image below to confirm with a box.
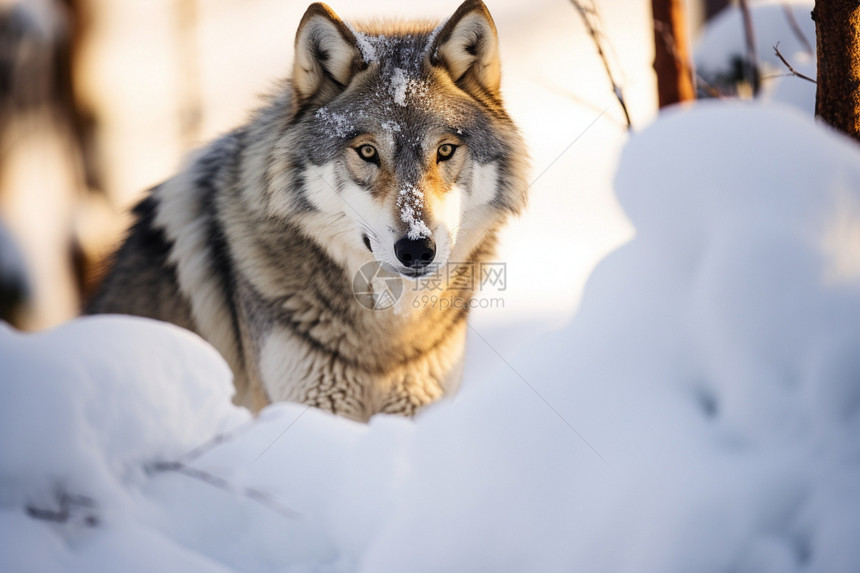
[430,0,501,96]
[293,3,363,104]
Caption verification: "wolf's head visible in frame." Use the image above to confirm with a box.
[268,0,528,279]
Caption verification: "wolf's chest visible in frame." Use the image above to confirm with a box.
[255,319,467,421]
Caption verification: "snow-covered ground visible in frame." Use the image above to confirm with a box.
[5,1,860,571]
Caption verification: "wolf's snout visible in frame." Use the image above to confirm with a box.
[394,236,436,268]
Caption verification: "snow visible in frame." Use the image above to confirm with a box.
[358,104,860,572]
[387,67,429,108]
[314,107,356,138]
[0,316,245,503]
[346,24,378,64]
[0,316,252,571]
[379,120,401,133]
[397,184,431,240]
[390,67,409,107]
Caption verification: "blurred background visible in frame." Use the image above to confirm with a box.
[0,0,815,333]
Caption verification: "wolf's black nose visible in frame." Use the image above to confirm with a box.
[394,236,436,268]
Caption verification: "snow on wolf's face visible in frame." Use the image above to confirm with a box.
[283,1,528,280]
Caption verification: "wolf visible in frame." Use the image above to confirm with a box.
[87,0,528,421]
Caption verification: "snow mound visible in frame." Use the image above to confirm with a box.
[0,316,249,571]
[360,103,860,572]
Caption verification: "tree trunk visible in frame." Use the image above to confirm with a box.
[652,0,695,108]
[813,1,860,144]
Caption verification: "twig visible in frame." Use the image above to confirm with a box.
[761,72,803,81]
[569,0,632,130]
[178,418,262,464]
[149,461,302,520]
[773,42,816,83]
[147,413,302,521]
[695,72,725,99]
[26,487,99,527]
[782,4,813,55]
[738,0,761,96]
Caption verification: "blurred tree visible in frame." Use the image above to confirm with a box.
[0,218,29,325]
[737,0,760,96]
[652,0,695,107]
[173,0,202,149]
[0,0,89,328]
[813,1,860,144]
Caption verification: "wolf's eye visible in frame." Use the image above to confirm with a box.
[437,144,457,162]
[356,144,379,165]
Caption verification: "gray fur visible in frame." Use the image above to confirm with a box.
[87,0,529,421]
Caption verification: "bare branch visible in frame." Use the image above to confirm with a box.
[782,4,813,55]
[143,414,304,521]
[695,72,726,99]
[569,0,633,130]
[179,418,261,464]
[773,42,817,83]
[26,487,99,527]
[149,460,302,520]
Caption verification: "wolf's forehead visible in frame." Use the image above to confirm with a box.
[306,28,506,161]
[321,89,475,152]
[355,32,442,112]
[314,83,465,138]
[350,26,437,73]
[314,57,474,141]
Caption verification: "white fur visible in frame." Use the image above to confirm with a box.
[259,327,327,403]
[468,161,500,207]
[447,162,501,261]
[260,319,466,421]
[154,169,240,372]
[299,163,391,276]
